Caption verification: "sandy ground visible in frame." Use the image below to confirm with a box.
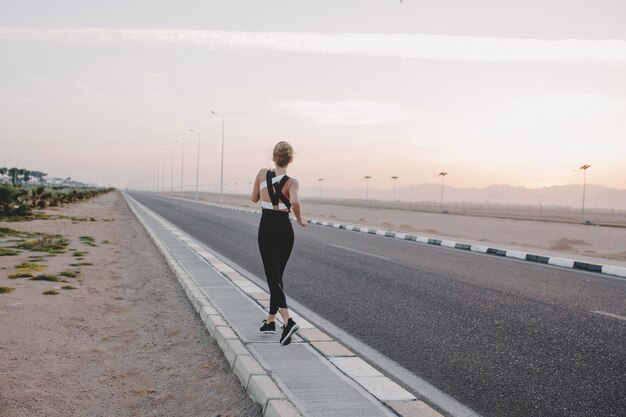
[0,191,261,417]
[179,192,626,267]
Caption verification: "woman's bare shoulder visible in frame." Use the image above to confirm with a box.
[256,168,269,179]
[287,177,299,187]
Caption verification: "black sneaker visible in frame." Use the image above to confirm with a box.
[259,320,275,334]
[280,318,299,346]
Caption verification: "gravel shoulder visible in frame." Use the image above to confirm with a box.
[0,191,261,417]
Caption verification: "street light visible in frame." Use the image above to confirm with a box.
[148,160,156,193]
[210,110,225,205]
[159,155,165,192]
[579,164,591,222]
[144,162,148,191]
[391,176,399,201]
[189,129,201,200]
[154,158,160,193]
[146,161,151,192]
[317,178,324,200]
[176,140,184,198]
[166,148,174,192]
[364,176,372,202]
[438,172,447,213]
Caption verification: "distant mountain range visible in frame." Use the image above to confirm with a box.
[301,184,626,209]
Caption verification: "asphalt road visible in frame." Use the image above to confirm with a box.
[130,192,626,417]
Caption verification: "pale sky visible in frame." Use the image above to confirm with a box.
[1,0,625,193]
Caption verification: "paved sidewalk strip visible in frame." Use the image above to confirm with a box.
[124,194,443,417]
[167,195,626,280]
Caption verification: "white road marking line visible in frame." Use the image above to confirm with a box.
[328,243,391,260]
[591,310,626,322]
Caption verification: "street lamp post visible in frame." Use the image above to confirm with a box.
[189,129,200,200]
[148,162,152,192]
[155,160,158,192]
[150,161,156,193]
[580,164,591,222]
[364,176,372,202]
[438,172,447,213]
[210,111,225,205]
[391,176,399,201]
[159,156,165,192]
[166,148,174,192]
[318,178,324,201]
[176,140,184,198]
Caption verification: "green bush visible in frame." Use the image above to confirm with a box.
[0,185,32,216]
[79,236,97,246]
[0,182,114,217]
[31,274,61,282]
[0,247,20,256]
[17,235,69,252]
[8,272,34,278]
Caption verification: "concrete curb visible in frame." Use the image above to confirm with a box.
[124,193,446,417]
[165,194,626,280]
[123,194,304,417]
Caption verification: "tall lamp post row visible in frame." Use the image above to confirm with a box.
[354,165,590,218]
[160,156,165,192]
[189,129,200,201]
[151,158,164,193]
[147,111,225,200]
[176,140,184,198]
[359,174,447,212]
[364,176,399,202]
[211,110,225,206]
[166,148,174,192]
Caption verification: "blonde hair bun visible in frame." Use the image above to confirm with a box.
[273,141,294,167]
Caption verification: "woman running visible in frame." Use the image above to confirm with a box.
[251,141,306,345]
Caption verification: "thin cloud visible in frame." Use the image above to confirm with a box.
[278,100,415,125]
[1,27,626,64]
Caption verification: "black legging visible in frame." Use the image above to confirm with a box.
[258,209,294,315]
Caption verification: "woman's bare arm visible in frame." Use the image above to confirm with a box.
[289,180,306,226]
[251,170,263,203]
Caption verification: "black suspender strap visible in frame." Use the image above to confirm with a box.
[266,170,279,208]
[276,175,292,210]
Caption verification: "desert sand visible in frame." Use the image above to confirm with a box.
[183,192,626,267]
[0,192,261,417]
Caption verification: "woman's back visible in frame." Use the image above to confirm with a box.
[257,168,294,212]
